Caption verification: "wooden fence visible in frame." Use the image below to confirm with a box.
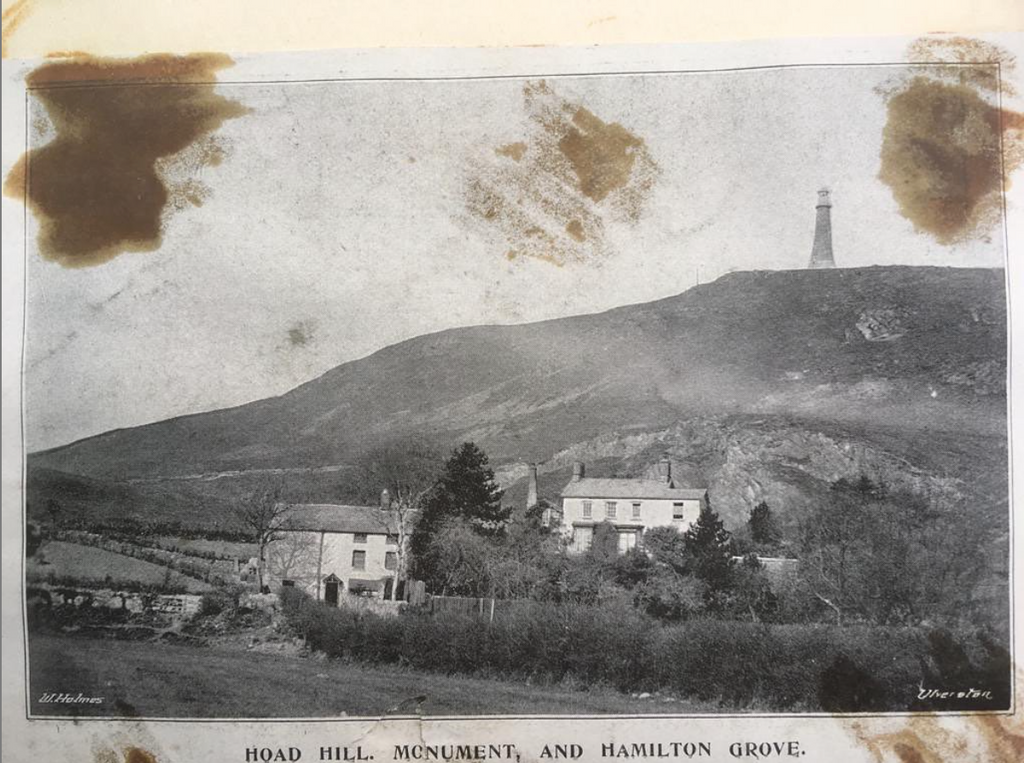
[427,595,538,622]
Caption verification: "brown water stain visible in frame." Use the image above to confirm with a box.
[465,79,659,267]
[907,37,1016,96]
[558,107,643,203]
[878,39,1024,245]
[1,0,32,58]
[94,745,158,763]
[124,749,158,763]
[565,219,585,241]
[852,714,1024,763]
[495,142,527,161]
[4,52,249,268]
[847,656,1023,763]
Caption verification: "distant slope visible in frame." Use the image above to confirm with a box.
[32,266,1006,486]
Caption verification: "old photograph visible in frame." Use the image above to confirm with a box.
[14,41,1016,720]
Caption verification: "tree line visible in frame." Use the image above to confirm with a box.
[234,440,999,629]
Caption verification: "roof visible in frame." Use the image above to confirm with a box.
[279,503,399,534]
[561,478,707,501]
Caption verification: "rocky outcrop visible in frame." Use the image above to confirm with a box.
[855,307,909,342]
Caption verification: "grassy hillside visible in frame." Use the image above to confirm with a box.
[32,266,1006,475]
[27,266,1007,534]
[28,541,211,593]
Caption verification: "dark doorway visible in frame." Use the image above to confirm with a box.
[325,580,339,606]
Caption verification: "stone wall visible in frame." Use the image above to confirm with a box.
[29,584,203,618]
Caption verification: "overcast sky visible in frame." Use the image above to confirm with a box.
[24,64,1006,451]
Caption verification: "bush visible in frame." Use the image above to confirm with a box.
[197,589,235,617]
[275,590,1010,711]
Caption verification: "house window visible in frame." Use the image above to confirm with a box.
[617,531,638,554]
[386,534,399,546]
[353,533,368,544]
[281,579,295,588]
[582,501,593,519]
[385,551,398,571]
[632,502,642,519]
[672,502,686,521]
[352,550,366,570]
[605,501,618,519]
[572,526,594,553]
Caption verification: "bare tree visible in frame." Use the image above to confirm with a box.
[265,531,320,590]
[359,442,441,600]
[234,478,291,592]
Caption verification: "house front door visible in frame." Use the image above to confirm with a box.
[325,580,339,606]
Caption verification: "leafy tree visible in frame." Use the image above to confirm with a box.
[748,501,781,546]
[613,547,654,589]
[634,569,705,621]
[683,500,735,611]
[732,553,779,622]
[418,518,495,596]
[588,521,621,563]
[410,442,508,589]
[643,525,690,575]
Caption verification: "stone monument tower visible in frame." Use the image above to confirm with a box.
[807,188,835,269]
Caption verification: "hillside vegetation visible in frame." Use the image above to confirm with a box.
[28,266,1007,538]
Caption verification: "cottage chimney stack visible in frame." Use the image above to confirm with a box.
[526,463,539,508]
[572,461,585,482]
[658,456,672,485]
[380,488,392,510]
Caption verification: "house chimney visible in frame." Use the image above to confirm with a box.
[526,463,539,508]
[380,488,392,510]
[658,456,672,485]
[572,461,585,482]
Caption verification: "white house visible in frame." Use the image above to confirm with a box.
[545,457,708,554]
[265,493,403,604]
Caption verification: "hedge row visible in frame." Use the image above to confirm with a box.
[280,590,1010,711]
[53,530,236,584]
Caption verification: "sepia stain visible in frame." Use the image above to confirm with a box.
[558,107,643,203]
[907,36,1017,96]
[851,714,1024,763]
[93,747,158,763]
[845,658,1024,763]
[565,219,585,241]
[465,80,659,267]
[495,142,527,161]
[4,53,249,268]
[287,321,315,348]
[123,748,158,763]
[94,745,159,761]
[877,38,1024,245]
[1,0,32,58]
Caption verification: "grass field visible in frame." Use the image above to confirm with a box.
[28,541,211,593]
[28,634,715,717]
[152,536,257,559]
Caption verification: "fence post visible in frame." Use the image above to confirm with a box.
[489,598,495,623]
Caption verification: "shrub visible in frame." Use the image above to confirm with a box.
[275,590,1009,711]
